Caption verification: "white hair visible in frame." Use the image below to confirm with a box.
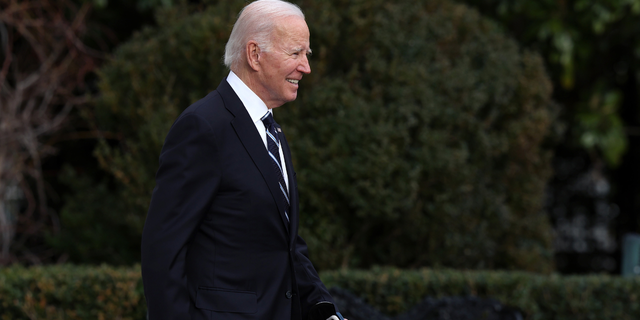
[224,0,305,70]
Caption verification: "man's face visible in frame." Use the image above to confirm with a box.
[256,16,311,109]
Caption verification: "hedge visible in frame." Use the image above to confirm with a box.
[321,267,640,319]
[1,265,639,320]
[0,264,145,320]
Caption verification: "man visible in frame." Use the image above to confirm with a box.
[141,1,345,320]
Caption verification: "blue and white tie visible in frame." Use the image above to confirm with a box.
[261,111,290,221]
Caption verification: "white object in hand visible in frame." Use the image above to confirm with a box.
[326,316,340,320]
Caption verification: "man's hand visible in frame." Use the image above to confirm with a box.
[309,302,345,320]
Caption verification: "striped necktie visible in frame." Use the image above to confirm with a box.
[261,111,290,221]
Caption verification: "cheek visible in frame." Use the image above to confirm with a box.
[268,66,284,80]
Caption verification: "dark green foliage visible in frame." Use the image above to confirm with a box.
[46,166,139,264]
[0,264,145,319]
[457,0,640,167]
[2,265,640,320]
[321,267,640,319]
[61,0,558,271]
[288,0,557,272]
[455,0,640,275]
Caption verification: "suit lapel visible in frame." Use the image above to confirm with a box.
[217,80,290,234]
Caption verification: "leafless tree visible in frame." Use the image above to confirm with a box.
[0,0,100,264]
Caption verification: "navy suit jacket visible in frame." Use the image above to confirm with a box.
[141,79,335,320]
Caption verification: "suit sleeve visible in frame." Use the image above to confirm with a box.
[293,234,341,320]
[141,114,220,319]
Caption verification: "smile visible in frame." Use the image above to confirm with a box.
[287,79,299,84]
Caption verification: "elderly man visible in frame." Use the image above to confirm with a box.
[141,1,345,320]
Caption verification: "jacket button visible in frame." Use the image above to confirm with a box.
[285,291,293,299]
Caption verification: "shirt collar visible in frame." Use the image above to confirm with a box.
[226,71,271,123]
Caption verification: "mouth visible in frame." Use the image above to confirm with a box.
[286,79,299,85]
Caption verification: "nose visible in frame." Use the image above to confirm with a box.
[298,55,311,74]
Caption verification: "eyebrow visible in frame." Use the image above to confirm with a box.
[292,47,312,56]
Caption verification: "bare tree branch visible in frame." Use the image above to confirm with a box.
[0,0,100,265]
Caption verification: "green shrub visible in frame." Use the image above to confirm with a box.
[46,166,140,265]
[2,265,639,320]
[321,267,640,320]
[286,0,557,272]
[61,0,558,271]
[0,264,145,320]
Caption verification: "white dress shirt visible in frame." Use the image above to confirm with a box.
[226,71,290,193]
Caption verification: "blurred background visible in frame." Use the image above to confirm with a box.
[1,0,639,277]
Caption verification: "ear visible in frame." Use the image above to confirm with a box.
[246,41,261,72]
